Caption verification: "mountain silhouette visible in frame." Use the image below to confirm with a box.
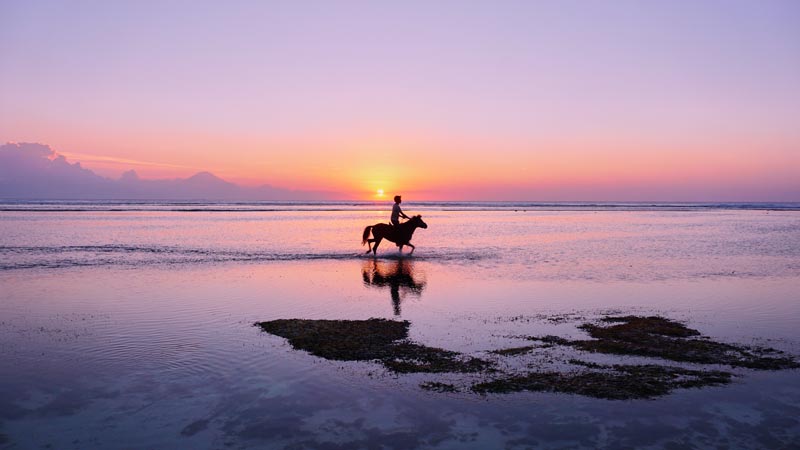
[0,142,338,200]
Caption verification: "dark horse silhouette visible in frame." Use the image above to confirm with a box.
[362,215,428,255]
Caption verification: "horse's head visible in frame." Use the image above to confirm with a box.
[411,215,428,229]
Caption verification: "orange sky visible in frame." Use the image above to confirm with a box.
[34,128,798,201]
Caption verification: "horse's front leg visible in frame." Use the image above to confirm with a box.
[407,243,415,254]
[398,245,404,253]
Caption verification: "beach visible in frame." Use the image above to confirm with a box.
[1,202,799,448]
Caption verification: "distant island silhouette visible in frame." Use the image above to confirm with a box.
[0,142,340,200]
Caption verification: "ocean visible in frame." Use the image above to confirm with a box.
[1,201,799,448]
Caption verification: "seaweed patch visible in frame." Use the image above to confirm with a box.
[256,315,797,400]
[490,345,537,356]
[256,318,491,373]
[420,382,459,393]
[471,364,732,399]
[527,316,799,370]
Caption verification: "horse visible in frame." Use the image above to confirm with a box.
[362,215,428,256]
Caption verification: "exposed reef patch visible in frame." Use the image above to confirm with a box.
[471,364,732,399]
[255,318,491,374]
[256,315,798,400]
[489,346,537,356]
[528,316,799,370]
[420,382,458,393]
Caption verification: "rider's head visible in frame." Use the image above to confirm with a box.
[394,195,401,203]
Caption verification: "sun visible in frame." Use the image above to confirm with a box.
[376,188,385,197]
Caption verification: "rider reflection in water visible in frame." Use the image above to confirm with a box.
[391,195,410,226]
[362,259,426,316]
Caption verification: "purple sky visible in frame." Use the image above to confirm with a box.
[1,1,798,200]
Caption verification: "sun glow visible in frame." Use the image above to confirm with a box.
[376,189,385,197]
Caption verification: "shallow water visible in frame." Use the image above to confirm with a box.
[1,203,799,448]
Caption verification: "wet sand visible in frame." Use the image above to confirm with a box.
[2,260,799,449]
[2,207,799,448]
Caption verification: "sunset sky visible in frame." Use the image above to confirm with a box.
[1,1,799,200]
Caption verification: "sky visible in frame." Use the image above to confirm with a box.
[1,0,799,201]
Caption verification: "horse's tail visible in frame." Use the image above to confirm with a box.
[362,225,373,245]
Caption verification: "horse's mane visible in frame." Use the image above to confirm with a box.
[398,215,421,228]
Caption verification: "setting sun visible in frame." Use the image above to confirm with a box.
[376,189,385,197]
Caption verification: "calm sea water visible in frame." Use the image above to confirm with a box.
[1,201,799,448]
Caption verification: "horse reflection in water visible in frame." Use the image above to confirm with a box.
[361,258,426,316]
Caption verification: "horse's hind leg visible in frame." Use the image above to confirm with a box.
[365,239,375,254]
[372,237,382,255]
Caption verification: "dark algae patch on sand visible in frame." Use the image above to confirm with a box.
[471,364,732,399]
[256,315,797,400]
[420,382,458,393]
[256,318,408,361]
[255,318,491,373]
[528,315,799,370]
[380,341,492,373]
[490,345,536,356]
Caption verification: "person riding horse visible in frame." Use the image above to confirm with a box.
[391,195,410,226]
[362,196,426,255]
